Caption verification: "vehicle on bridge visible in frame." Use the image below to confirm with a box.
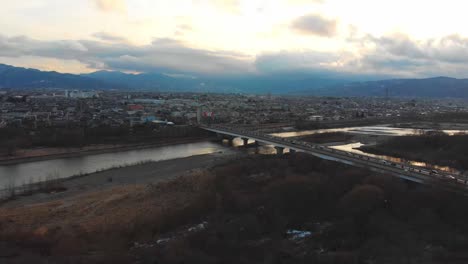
[201,125,468,189]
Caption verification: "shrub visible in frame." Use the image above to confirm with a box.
[340,185,385,217]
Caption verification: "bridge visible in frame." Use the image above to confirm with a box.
[201,125,468,193]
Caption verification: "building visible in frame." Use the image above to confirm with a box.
[65,90,99,99]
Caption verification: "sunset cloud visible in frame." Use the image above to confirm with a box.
[93,0,126,13]
[0,35,253,75]
[92,32,128,43]
[291,14,337,37]
[208,0,240,13]
[2,0,468,78]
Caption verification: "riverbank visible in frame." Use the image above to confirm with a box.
[0,136,214,166]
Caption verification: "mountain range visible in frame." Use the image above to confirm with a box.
[1,63,468,98]
[316,77,468,98]
[0,64,117,90]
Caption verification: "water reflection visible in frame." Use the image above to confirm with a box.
[0,141,230,189]
[331,142,459,174]
[272,126,468,138]
[222,138,290,155]
[0,137,293,190]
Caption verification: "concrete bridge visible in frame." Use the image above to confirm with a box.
[201,125,468,193]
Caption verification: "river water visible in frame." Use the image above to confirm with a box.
[0,141,229,189]
[271,125,468,138]
[0,137,285,190]
[330,142,459,173]
[272,125,464,174]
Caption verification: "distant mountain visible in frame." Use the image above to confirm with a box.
[3,63,468,97]
[0,64,119,90]
[83,70,351,94]
[0,64,353,94]
[316,77,468,98]
[82,71,200,92]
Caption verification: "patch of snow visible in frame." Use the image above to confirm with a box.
[287,229,312,240]
[156,238,171,245]
[188,221,208,232]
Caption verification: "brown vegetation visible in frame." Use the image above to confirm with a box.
[361,133,468,170]
[2,154,468,263]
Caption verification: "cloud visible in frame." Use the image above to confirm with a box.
[93,0,126,13]
[4,31,468,78]
[0,34,253,75]
[206,0,240,13]
[92,32,128,43]
[291,14,337,37]
[253,33,468,78]
[345,34,468,77]
[287,0,324,5]
[255,50,342,74]
[359,34,468,65]
[175,24,193,36]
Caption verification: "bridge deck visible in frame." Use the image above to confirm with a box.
[202,125,468,193]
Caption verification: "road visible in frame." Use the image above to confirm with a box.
[202,125,468,193]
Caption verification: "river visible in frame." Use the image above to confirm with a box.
[272,125,463,174]
[0,141,231,189]
[271,125,468,138]
[330,142,459,174]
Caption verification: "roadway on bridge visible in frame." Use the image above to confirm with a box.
[202,125,468,193]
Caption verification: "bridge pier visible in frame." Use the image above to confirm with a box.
[242,137,249,146]
[275,146,284,155]
[289,149,296,154]
[227,136,234,146]
[254,147,260,154]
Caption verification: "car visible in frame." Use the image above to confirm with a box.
[445,175,456,180]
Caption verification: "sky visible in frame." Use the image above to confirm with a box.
[1,0,468,78]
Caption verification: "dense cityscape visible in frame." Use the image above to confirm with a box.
[2,89,468,129]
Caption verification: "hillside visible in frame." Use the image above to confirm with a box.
[83,71,350,94]
[3,63,468,97]
[318,77,468,98]
[0,64,120,90]
[83,70,200,92]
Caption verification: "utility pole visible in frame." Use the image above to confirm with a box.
[197,105,202,125]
